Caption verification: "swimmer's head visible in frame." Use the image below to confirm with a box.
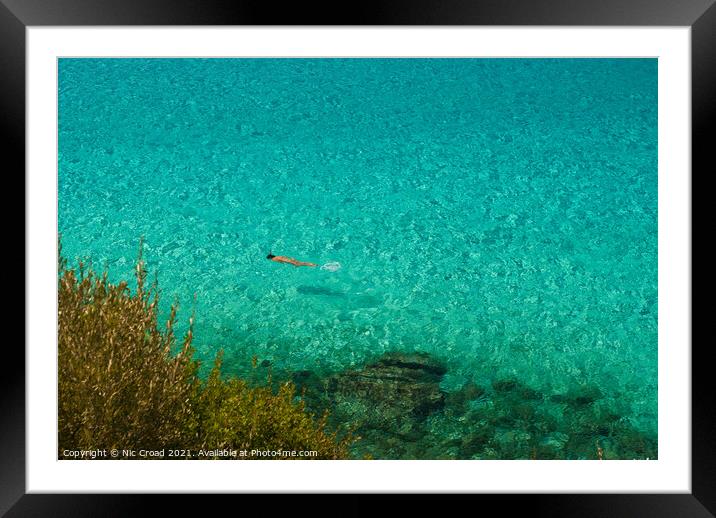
[266,253,276,260]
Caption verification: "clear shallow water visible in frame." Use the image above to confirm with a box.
[59,58,657,454]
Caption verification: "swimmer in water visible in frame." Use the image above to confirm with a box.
[266,252,317,268]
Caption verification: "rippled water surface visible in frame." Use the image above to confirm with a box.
[59,58,657,458]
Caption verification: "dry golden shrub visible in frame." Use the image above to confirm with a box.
[58,242,350,459]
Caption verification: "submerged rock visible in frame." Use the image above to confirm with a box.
[492,379,518,393]
[288,369,330,415]
[491,378,542,400]
[325,352,447,440]
[289,369,323,396]
[550,383,603,408]
[444,381,487,416]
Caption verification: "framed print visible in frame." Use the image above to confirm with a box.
[6,0,712,514]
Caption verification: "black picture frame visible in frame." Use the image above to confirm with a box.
[5,0,712,515]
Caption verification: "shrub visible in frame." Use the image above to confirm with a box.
[196,353,349,458]
[58,242,351,459]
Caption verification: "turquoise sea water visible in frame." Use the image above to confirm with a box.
[59,58,657,458]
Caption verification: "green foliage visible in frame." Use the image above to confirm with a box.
[196,353,348,458]
[58,243,351,459]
